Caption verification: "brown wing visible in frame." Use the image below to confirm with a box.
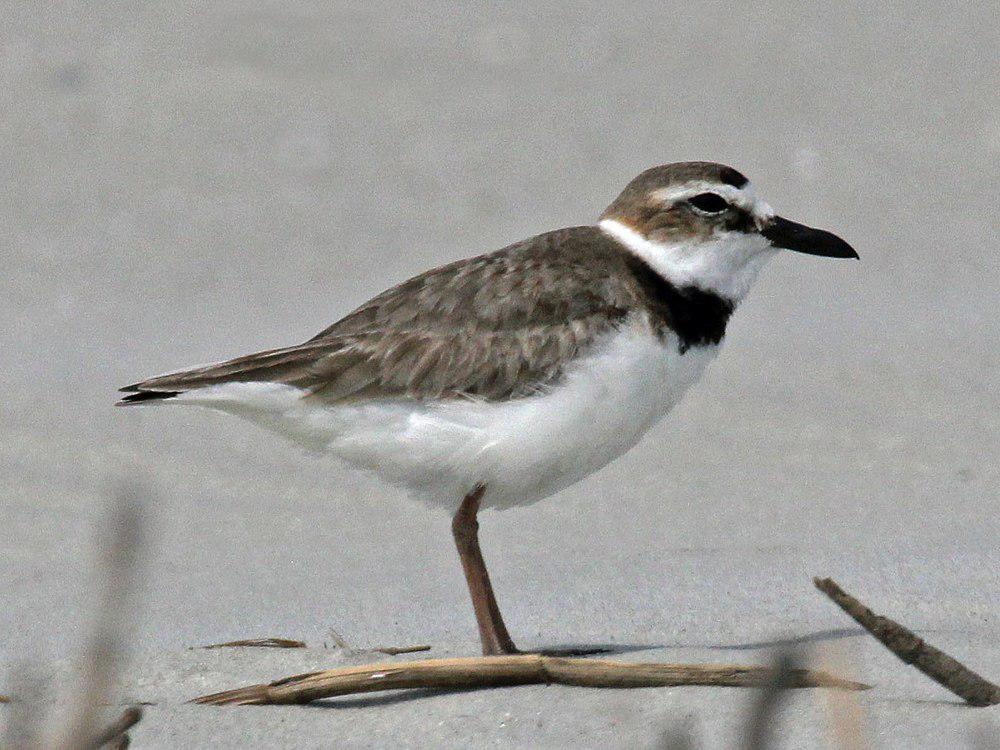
[119,227,642,404]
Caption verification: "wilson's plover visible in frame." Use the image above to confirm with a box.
[119,162,857,655]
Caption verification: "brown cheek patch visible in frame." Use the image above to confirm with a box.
[609,202,757,244]
[641,206,715,243]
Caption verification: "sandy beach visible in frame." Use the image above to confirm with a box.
[2,2,998,746]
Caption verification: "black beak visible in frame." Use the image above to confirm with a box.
[762,216,858,259]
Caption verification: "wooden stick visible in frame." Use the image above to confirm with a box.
[83,706,142,750]
[55,484,145,750]
[193,638,429,655]
[196,638,306,650]
[325,626,431,655]
[191,654,868,706]
[372,644,432,656]
[814,577,1000,707]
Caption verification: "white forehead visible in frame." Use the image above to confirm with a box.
[649,180,775,224]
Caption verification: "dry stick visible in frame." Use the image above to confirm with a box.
[1,486,148,749]
[321,626,430,656]
[814,577,1000,707]
[53,484,145,750]
[82,706,142,750]
[194,638,429,655]
[191,654,868,706]
[372,644,432,656]
[196,638,307,650]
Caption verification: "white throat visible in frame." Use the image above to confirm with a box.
[599,218,777,302]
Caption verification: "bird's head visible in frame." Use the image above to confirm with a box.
[599,162,857,303]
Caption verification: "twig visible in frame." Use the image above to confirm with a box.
[1,484,148,749]
[191,654,868,706]
[196,638,306,650]
[192,638,428,655]
[372,644,432,656]
[814,577,1000,706]
[53,484,146,749]
[82,706,142,750]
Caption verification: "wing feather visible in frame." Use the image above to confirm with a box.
[119,227,643,404]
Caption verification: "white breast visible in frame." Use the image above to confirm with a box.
[167,322,719,510]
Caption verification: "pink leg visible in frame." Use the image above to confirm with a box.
[451,485,519,655]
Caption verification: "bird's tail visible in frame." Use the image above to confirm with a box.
[115,342,334,406]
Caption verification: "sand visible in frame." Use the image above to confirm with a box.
[2,1,998,746]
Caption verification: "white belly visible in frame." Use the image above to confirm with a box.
[168,325,719,510]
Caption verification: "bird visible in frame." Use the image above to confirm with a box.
[118,161,857,655]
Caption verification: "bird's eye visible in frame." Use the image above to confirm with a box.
[687,193,729,213]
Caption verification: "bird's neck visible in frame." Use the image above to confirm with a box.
[598,218,775,304]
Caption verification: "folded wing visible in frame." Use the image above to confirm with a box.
[119,227,639,404]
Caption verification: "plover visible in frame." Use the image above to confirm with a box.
[119,162,856,655]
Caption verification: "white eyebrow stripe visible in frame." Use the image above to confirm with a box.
[649,181,746,203]
[649,181,774,223]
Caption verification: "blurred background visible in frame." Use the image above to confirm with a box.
[1,0,998,728]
